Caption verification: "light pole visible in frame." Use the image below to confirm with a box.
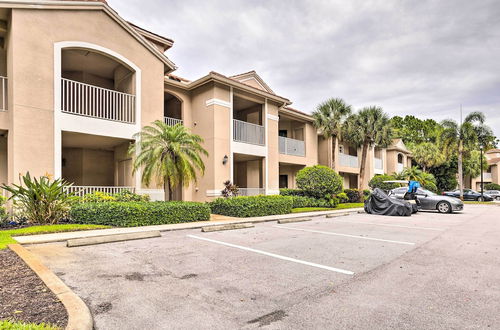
[480,145,484,200]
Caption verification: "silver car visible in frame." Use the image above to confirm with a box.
[485,190,500,201]
[389,187,464,213]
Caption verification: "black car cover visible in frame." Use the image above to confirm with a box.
[364,188,413,216]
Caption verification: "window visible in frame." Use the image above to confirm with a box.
[339,145,344,154]
[279,130,288,137]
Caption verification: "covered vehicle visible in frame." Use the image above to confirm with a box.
[364,188,413,216]
[390,187,464,213]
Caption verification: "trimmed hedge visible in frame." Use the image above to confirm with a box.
[279,188,306,196]
[485,183,500,190]
[210,195,293,217]
[291,196,339,208]
[296,165,343,198]
[70,201,210,227]
[369,174,401,191]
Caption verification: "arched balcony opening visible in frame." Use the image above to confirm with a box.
[164,92,183,126]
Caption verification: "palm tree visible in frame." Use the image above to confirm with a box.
[312,98,352,168]
[343,106,392,197]
[129,121,208,201]
[441,112,485,200]
[409,142,445,171]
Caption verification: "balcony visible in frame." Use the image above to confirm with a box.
[483,173,492,181]
[374,158,383,170]
[279,136,305,157]
[61,78,136,124]
[0,76,7,111]
[238,188,266,196]
[397,163,404,173]
[339,153,358,168]
[233,119,265,146]
[64,186,135,197]
[164,116,183,126]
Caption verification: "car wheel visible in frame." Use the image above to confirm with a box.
[496,196,500,201]
[477,196,484,202]
[437,201,451,213]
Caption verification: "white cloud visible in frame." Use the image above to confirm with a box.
[108,0,500,137]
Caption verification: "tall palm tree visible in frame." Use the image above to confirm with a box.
[343,106,392,197]
[312,98,352,168]
[129,121,208,201]
[441,112,485,200]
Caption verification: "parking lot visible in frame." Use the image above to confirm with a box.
[28,205,500,329]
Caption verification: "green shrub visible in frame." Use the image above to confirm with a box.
[290,196,339,208]
[209,195,293,217]
[344,189,363,203]
[336,192,349,203]
[363,189,371,198]
[485,183,500,190]
[368,174,401,191]
[70,201,210,227]
[81,190,150,203]
[0,320,59,330]
[1,172,77,225]
[279,188,306,196]
[296,165,343,198]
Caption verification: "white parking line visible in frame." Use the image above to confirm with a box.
[331,220,443,231]
[273,226,415,245]
[187,234,354,275]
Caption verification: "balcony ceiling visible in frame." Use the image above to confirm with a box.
[62,49,128,79]
[62,131,131,151]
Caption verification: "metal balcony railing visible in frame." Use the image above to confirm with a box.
[279,136,305,156]
[339,153,359,168]
[164,116,183,126]
[61,78,136,124]
[64,186,135,197]
[238,188,266,196]
[374,157,383,170]
[233,119,265,146]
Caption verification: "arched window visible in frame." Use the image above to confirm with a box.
[397,153,404,164]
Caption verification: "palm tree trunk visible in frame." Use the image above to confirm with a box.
[163,179,169,201]
[331,136,337,168]
[358,142,369,199]
[458,140,464,201]
[168,183,174,201]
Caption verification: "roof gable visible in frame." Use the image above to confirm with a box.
[230,71,275,94]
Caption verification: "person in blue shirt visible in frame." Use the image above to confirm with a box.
[404,180,421,205]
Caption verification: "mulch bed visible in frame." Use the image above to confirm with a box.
[0,249,68,327]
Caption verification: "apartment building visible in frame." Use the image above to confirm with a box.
[0,0,412,202]
[469,149,500,190]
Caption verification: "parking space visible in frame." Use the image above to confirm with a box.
[27,205,500,329]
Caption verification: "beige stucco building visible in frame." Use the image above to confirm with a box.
[469,149,500,190]
[0,0,413,202]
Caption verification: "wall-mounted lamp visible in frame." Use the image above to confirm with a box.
[222,155,228,165]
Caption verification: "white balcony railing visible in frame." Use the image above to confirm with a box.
[374,157,383,170]
[238,188,266,196]
[233,119,265,146]
[483,173,492,181]
[397,163,404,173]
[64,186,135,197]
[0,76,7,111]
[61,78,136,124]
[164,116,183,126]
[279,136,305,157]
[339,153,359,168]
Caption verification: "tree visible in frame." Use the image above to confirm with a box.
[462,150,488,179]
[390,115,443,145]
[129,122,208,201]
[368,174,401,191]
[394,166,438,193]
[441,112,486,200]
[296,165,343,198]
[408,142,445,171]
[430,158,458,192]
[343,106,392,197]
[312,98,352,168]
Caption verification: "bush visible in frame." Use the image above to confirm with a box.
[368,174,400,191]
[209,195,293,217]
[485,183,500,190]
[291,195,339,208]
[336,192,349,203]
[70,201,210,227]
[296,165,343,198]
[1,173,77,225]
[81,190,150,203]
[344,189,363,203]
[279,188,306,196]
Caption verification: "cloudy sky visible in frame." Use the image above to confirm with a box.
[109,0,500,137]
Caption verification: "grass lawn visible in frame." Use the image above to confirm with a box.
[0,224,110,249]
[463,201,497,205]
[292,203,364,213]
[0,320,60,330]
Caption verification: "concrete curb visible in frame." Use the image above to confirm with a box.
[202,223,254,232]
[277,217,311,224]
[13,208,365,245]
[8,244,93,330]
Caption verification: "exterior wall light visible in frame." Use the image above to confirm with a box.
[222,155,228,165]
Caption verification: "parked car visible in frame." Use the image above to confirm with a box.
[443,189,494,202]
[485,190,500,201]
[390,187,464,213]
